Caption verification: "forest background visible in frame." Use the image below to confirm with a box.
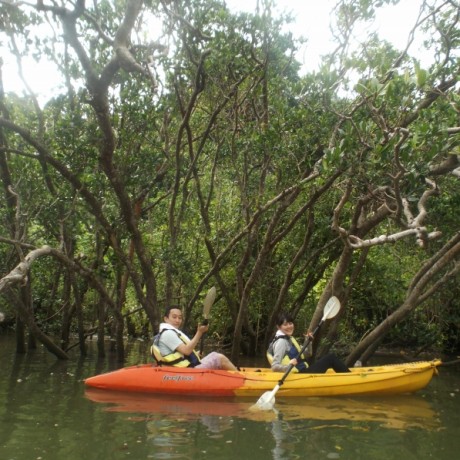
[0,0,459,366]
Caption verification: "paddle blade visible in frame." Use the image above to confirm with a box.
[250,385,279,411]
[203,286,216,318]
[322,295,341,321]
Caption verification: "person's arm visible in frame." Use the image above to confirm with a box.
[175,324,208,356]
[271,339,291,372]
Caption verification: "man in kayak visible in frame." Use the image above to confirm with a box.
[152,306,238,370]
[267,312,350,373]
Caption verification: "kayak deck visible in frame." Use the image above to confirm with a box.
[84,359,441,397]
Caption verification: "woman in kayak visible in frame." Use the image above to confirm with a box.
[151,305,238,370]
[267,312,350,373]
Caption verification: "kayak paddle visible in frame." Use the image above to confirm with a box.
[251,295,341,411]
[199,286,217,355]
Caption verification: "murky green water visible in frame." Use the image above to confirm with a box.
[0,334,459,460]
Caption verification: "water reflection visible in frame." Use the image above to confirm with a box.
[85,389,440,430]
[85,389,442,459]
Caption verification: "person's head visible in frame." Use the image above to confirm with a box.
[275,312,295,336]
[163,305,183,328]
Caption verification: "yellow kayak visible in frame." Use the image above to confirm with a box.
[84,359,441,397]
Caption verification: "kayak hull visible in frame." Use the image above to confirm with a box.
[84,360,440,397]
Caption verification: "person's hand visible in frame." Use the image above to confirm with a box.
[304,331,314,340]
[197,323,209,335]
[290,358,298,366]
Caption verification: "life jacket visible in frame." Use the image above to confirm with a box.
[151,329,201,368]
[266,335,309,372]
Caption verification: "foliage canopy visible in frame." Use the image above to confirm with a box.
[0,0,458,363]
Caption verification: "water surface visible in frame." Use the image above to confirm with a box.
[0,335,459,459]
